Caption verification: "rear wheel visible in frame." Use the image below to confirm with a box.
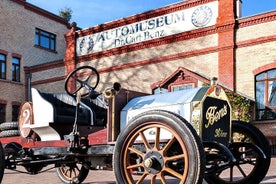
[113,110,205,184]
[0,143,5,183]
[56,163,89,184]
[205,121,271,184]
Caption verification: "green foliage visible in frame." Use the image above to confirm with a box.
[59,7,72,22]
[226,91,251,122]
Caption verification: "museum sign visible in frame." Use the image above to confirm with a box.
[76,1,218,56]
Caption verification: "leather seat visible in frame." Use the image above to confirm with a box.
[38,91,107,126]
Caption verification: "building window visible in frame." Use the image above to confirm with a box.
[0,104,6,123]
[0,54,6,79]
[171,84,194,92]
[12,105,20,121]
[255,69,276,120]
[12,57,20,82]
[35,28,56,51]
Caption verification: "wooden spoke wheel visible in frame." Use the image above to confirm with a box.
[56,163,89,184]
[113,110,205,184]
[205,121,271,184]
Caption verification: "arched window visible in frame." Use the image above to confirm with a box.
[255,69,276,120]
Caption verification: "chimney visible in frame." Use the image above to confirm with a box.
[236,0,242,18]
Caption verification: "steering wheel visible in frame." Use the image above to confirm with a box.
[65,66,100,98]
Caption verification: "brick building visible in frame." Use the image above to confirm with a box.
[24,0,276,144]
[0,0,69,122]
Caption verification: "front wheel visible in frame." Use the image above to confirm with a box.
[205,121,271,184]
[113,110,205,184]
[56,163,89,184]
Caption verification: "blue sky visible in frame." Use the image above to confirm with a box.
[28,0,276,29]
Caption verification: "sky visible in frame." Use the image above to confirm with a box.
[27,0,276,29]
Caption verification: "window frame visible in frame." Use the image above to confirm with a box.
[12,57,20,82]
[35,28,56,51]
[0,54,6,80]
[12,105,20,122]
[255,69,276,120]
[0,104,6,123]
[171,83,195,92]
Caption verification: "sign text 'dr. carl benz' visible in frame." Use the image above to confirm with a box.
[76,1,218,56]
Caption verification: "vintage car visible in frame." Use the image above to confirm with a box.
[0,66,271,184]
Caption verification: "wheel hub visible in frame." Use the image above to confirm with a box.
[143,151,164,174]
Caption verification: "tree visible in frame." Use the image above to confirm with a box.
[59,7,72,22]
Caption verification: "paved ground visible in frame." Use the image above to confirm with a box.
[2,157,276,184]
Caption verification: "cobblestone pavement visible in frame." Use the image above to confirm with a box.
[2,157,276,184]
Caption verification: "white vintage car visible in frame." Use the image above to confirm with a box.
[0,66,271,184]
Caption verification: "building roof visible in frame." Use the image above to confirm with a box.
[11,0,69,26]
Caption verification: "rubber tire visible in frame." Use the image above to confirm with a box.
[0,122,18,131]
[0,143,5,183]
[205,121,271,184]
[113,110,205,184]
[56,164,89,184]
[0,130,20,137]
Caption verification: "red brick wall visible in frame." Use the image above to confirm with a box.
[217,0,236,90]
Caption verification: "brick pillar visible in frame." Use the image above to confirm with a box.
[217,0,237,90]
[64,23,77,91]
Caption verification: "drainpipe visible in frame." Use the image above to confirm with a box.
[26,73,32,101]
